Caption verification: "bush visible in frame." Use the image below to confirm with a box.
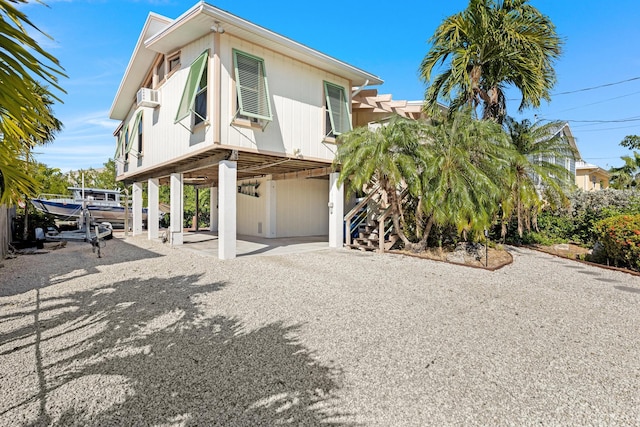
[593,214,640,271]
[531,189,640,245]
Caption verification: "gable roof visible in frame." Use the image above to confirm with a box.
[110,1,383,120]
[543,122,582,160]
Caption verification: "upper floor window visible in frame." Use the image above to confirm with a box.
[233,49,272,122]
[324,81,351,138]
[135,111,143,155]
[114,127,126,161]
[194,61,207,126]
[168,52,181,74]
[155,56,166,85]
[175,50,208,126]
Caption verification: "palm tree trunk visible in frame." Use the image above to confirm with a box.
[416,215,435,252]
[415,195,424,239]
[386,184,412,247]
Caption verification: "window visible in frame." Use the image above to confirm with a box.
[114,128,126,160]
[324,81,351,137]
[233,50,272,121]
[175,50,208,125]
[155,55,166,84]
[194,61,207,125]
[123,128,130,162]
[168,52,181,73]
[135,111,143,155]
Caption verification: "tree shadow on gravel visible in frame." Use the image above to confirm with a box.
[1,272,355,426]
[0,237,163,298]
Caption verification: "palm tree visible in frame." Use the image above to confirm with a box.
[0,0,65,203]
[501,117,576,237]
[416,109,513,249]
[609,152,640,189]
[334,116,428,247]
[419,0,562,123]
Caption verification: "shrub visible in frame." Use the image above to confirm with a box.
[531,189,640,246]
[593,214,640,271]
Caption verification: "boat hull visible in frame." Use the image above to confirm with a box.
[31,199,148,225]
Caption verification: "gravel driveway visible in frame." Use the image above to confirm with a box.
[1,236,639,426]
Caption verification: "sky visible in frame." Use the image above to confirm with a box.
[19,0,640,172]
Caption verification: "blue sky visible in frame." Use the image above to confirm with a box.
[22,0,640,171]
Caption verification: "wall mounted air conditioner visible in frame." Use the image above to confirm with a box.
[136,88,160,108]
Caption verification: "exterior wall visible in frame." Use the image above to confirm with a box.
[218,34,346,161]
[117,35,216,177]
[237,177,267,236]
[236,177,329,238]
[117,32,349,179]
[576,170,610,191]
[276,178,329,237]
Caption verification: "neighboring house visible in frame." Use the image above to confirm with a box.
[575,161,610,191]
[109,2,382,259]
[531,122,580,188]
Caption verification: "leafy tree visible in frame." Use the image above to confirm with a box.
[620,135,640,150]
[31,162,69,195]
[419,0,562,123]
[610,135,640,189]
[609,152,640,189]
[501,118,576,237]
[335,116,428,247]
[0,0,65,203]
[417,109,513,248]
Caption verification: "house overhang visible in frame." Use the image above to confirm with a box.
[116,146,336,186]
[110,2,383,121]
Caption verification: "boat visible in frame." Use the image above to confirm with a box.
[31,187,148,227]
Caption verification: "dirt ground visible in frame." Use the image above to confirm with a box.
[530,243,591,259]
[394,246,513,270]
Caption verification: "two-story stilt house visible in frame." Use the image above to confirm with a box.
[109,2,382,259]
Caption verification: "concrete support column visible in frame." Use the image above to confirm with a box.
[209,187,218,232]
[147,178,159,240]
[265,179,277,238]
[132,182,143,236]
[328,172,344,248]
[170,173,183,246]
[218,160,237,259]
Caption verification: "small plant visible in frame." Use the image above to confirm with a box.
[593,214,640,271]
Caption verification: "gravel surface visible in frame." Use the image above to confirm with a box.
[1,235,639,426]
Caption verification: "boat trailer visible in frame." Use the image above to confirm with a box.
[46,209,112,258]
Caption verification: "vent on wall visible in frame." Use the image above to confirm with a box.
[136,88,160,108]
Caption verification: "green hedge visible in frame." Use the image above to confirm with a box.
[593,214,640,271]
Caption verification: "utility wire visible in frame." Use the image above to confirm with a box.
[551,76,640,96]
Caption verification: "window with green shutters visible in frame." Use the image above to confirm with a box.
[114,127,125,160]
[175,50,209,124]
[125,111,142,159]
[324,81,351,137]
[233,50,272,121]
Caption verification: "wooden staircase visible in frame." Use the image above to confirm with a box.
[344,186,403,252]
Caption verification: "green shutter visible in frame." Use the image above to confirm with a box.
[233,50,272,121]
[115,126,128,158]
[175,50,208,123]
[126,111,142,154]
[324,81,351,135]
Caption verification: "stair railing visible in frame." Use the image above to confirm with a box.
[343,185,381,246]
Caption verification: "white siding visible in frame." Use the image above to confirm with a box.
[219,35,347,161]
[276,178,329,237]
[117,35,216,178]
[237,177,267,236]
